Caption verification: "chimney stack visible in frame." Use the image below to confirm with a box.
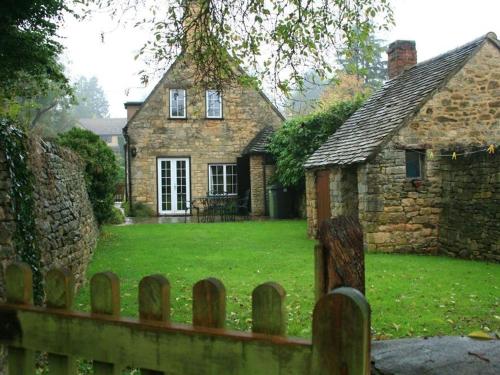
[124,102,143,121]
[387,40,417,79]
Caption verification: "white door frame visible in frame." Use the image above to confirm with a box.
[157,158,190,215]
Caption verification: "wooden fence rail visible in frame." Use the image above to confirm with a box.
[0,263,371,375]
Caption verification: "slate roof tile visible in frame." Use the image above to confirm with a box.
[305,33,499,168]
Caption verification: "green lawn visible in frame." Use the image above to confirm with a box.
[76,220,500,339]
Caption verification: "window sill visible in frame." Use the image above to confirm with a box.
[168,117,187,120]
[205,117,224,120]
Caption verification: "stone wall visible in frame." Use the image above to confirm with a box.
[305,169,318,237]
[439,152,499,261]
[127,57,283,214]
[0,137,98,302]
[250,155,265,215]
[0,150,16,302]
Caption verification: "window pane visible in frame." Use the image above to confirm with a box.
[207,90,222,118]
[406,150,422,178]
[171,89,186,117]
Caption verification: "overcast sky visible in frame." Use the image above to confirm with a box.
[60,0,500,118]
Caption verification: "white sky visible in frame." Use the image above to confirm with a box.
[60,0,500,117]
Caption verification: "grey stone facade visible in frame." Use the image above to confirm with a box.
[306,37,500,261]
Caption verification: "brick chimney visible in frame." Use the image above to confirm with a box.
[387,40,417,79]
[124,102,142,121]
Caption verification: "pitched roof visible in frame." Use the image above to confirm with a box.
[305,32,499,169]
[78,118,127,136]
[242,126,275,155]
[124,55,285,132]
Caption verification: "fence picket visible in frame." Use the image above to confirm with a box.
[45,268,78,374]
[252,282,286,335]
[139,274,170,375]
[192,278,226,328]
[91,271,122,374]
[5,263,36,375]
[312,287,371,375]
[139,274,170,322]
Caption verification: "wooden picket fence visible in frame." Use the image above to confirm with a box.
[0,263,370,375]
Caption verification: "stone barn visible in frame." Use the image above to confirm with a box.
[305,33,500,261]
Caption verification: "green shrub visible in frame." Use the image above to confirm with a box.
[58,128,118,225]
[268,97,365,188]
[121,200,130,217]
[104,206,125,225]
[130,202,155,218]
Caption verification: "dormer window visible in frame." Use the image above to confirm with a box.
[170,89,186,118]
[206,90,222,118]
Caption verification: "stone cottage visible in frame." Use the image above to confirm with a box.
[123,57,284,216]
[305,32,500,261]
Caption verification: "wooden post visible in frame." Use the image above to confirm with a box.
[90,272,121,374]
[318,216,365,295]
[312,287,371,375]
[314,244,327,302]
[251,282,286,336]
[138,274,170,375]
[45,268,77,375]
[192,278,226,328]
[5,263,36,375]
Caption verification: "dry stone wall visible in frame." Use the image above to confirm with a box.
[439,152,499,261]
[0,137,98,303]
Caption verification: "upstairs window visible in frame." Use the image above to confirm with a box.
[206,90,222,118]
[170,89,186,118]
[405,150,425,178]
[209,164,237,195]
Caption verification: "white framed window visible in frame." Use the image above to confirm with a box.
[209,164,237,195]
[170,89,186,118]
[206,90,222,118]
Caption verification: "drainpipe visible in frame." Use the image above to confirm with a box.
[262,158,267,216]
[123,129,133,214]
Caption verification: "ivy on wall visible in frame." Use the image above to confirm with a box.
[0,118,43,304]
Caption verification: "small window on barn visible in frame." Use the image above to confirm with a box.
[170,89,186,118]
[405,150,424,179]
[206,90,222,118]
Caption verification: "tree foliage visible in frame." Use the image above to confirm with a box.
[319,71,372,107]
[82,0,393,94]
[338,31,387,89]
[0,0,69,102]
[269,97,365,188]
[72,76,110,119]
[58,128,119,225]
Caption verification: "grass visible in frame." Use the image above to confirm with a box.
[76,220,500,339]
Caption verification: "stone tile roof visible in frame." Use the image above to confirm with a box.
[305,33,499,169]
[242,126,275,155]
[78,118,127,136]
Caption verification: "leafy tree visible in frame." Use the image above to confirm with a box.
[319,71,372,107]
[72,76,110,118]
[285,70,329,116]
[338,31,387,89]
[0,0,69,102]
[58,128,119,225]
[82,0,393,94]
[269,97,365,188]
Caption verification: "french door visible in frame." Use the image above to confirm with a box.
[157,158,190,215]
